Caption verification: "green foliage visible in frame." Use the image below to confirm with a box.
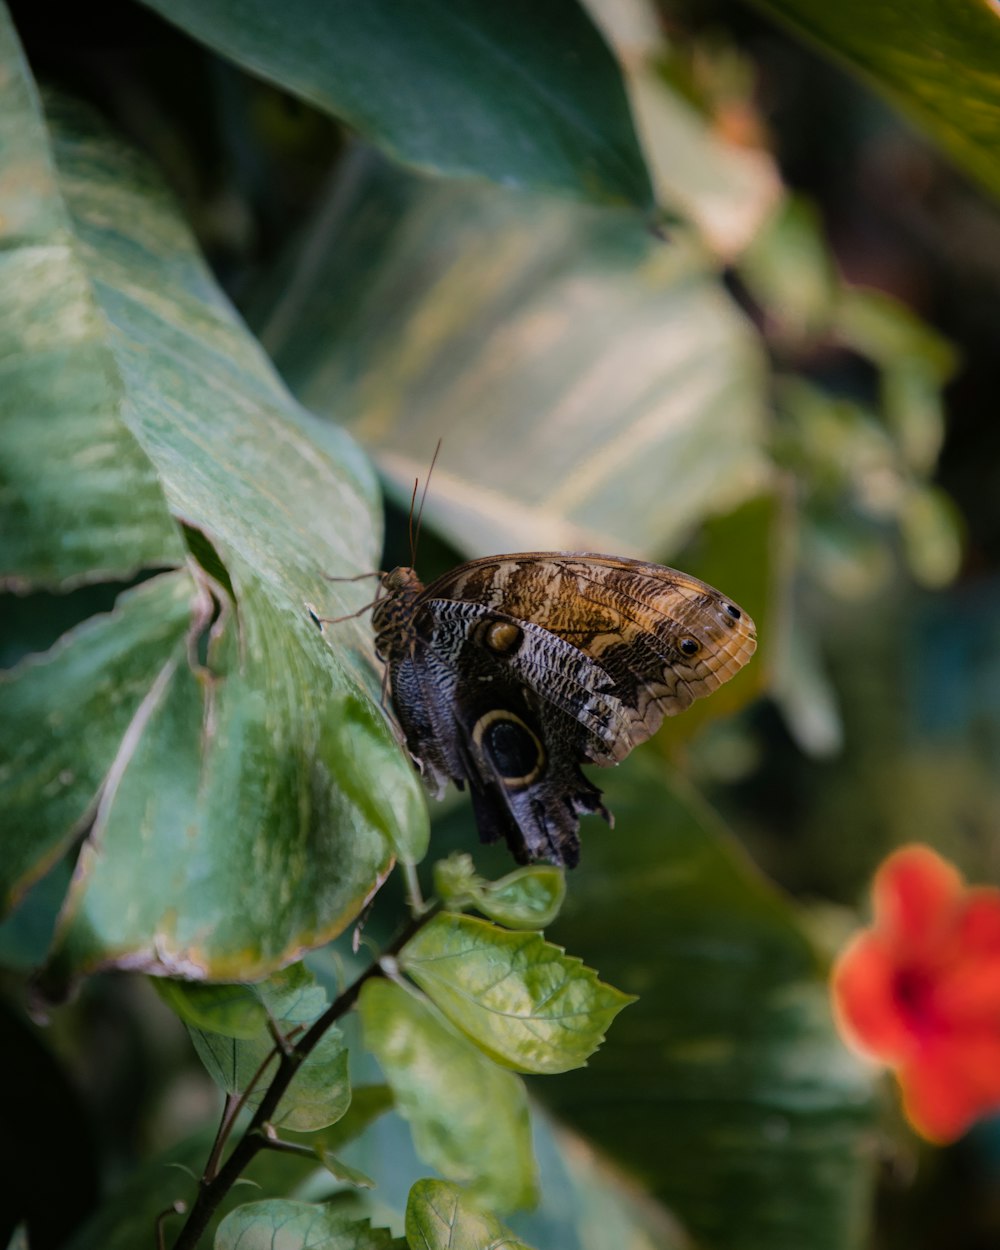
[0,0,984,1247]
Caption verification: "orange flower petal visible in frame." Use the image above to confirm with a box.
[832,932,916,1061]
[931,893,1000,1020]
[899,1033,1000,1143]
[957,891,1000,956]
[872,845,963,956]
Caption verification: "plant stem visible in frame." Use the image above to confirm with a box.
[170,902,439,1250]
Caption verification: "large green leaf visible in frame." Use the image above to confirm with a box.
[137,0,652,209]
[750,0,1000,204]
[359,978,537,1213]
[0,12,425,982]
[540,750,877,1250]
[257,158,770,561]
[0,10,183,588]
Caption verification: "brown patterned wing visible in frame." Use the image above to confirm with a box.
[421,552,757,758]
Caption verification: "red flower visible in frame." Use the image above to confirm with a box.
[832,844,1000,1142]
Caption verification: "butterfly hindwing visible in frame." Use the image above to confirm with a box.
[384,599,611,864]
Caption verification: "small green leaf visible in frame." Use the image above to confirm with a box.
[738,197,838,345]
[360,978,537,1213]
[313,1148,376,1190]
[432,854,481,910]
[192,1027,349,1133]
[189,963,349,1132]
[404,1179,535,1250]
[215,1200,402,1250]
[433,856,565,930]
[399,914,634,1074]
[155,980,269,1041]
[136,0,652,209]
[473,865,566,931]
[159,961,329,1038]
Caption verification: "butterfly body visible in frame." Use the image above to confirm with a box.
[370,553,756,867]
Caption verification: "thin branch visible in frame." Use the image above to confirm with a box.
[156,1201,187,1250]
[254,1130,317,1161]
[170,902,440,1249]
[202,1093,241,1185]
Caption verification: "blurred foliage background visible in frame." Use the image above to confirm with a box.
[4,0,1000,1247]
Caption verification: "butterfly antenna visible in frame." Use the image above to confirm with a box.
[323,570,381,583]
[411,437,442,565]
[406,474,420,567]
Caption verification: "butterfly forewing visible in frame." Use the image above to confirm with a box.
[423,553,755,745]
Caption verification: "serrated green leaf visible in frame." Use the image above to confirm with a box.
[0,15,428,982]
[190,964,349,1132]
[359,979,537,1213]
[215,1199,402,1250]
[137,0,652,210]
[399,914,634,1075]
[751,0,1000,205]
[405,1179,535,1250]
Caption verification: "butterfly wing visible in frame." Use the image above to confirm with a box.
[423,552,757,751]
[389,553,755,866]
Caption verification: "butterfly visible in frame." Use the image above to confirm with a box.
[368,552,756,867]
